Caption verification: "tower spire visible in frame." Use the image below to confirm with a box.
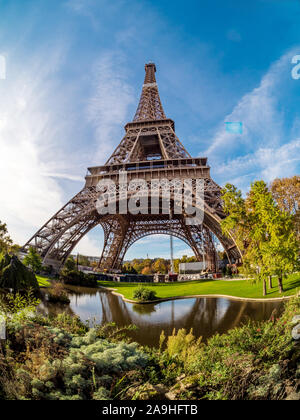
[143,62,157,84]
[133,62,167,122]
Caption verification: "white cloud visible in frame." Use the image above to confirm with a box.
[207,48,300,191]
[87,53,135,164]
[173,247,194,259]
[214,139,300,192]
[0,48,136,254]
[42,172,84,182]
[0,46,75,245]
[257,139,300,181]
[206,52,287,159]
[73,234,101,257]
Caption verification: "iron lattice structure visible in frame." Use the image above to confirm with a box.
[23,63,241,272]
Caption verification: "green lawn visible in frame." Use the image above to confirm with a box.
[36,275,51,288]
[98,272,300,301]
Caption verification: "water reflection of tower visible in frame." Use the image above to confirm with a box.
[171,300,174,328]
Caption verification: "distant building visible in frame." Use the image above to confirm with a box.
[86,256,100,264]
[179,262,205,274]
[71,255,100,264]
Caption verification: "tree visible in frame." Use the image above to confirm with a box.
[77,254,91,267]
[122,262,137,274]
[23,246,42,273]
[271,176,300,242]
[0,221,13,253]
[141,266,152,275]
[63,256,76,273]
[271,176,300,214]
[262,210,298,293]
[153,258,168,274]
[180,255,189,263]
[173,258,180,273]
[221,181,299,296]
[132,259,144,274]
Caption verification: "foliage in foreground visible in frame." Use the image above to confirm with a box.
[0,312,147,399]
[0,293,299,400]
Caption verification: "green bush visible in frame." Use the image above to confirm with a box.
[60,269,83,286]
[84,274,98,288]
[226,266,233,277]
[133,286,157,301]
[60,269,97,287]
[47,282,70,304]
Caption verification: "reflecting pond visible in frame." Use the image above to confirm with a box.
[37,286,284,347]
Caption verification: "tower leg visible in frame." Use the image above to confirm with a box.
[182,222,217,272]
[97,216,129,272]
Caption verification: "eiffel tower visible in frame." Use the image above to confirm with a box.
[23,63,241,272]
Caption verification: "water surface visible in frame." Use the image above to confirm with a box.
[37,286,284,347]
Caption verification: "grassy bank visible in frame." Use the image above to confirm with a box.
[98,273,300,301]
[36,275,51,288]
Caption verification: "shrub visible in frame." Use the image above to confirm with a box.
[226,266,233,277]
[47,313,88,335]
[47,282,70,304]
[63,257,76,272]
[133,286,157,301]
[41,265,53,276]
[60,269,83,286]
[60,270,97,288]
[84,274,98,288]
[165,328,202,362]
[0,289,40,322]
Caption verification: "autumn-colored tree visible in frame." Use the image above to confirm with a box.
[124,255,197,275]
[271,176,300,241]
[132,259,145,274]
[122,262,137,274]
[173,258,180,273]
[271,176,300,213]
[180,255,189,263]
[153,258,168,274]
[221,181,299,296]
[262,209,298,293]
[141,266,153,275]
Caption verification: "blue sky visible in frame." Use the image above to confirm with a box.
[0,0,300,259]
